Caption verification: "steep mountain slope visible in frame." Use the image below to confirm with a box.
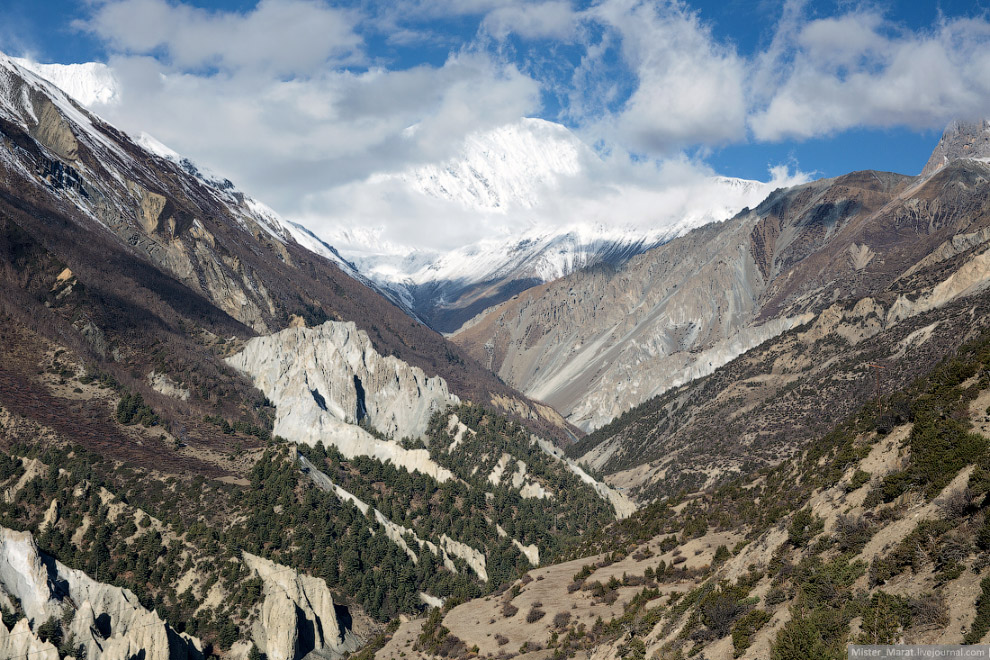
[329,119,782,333]
[0,51,641,657]
[0,51,571,443]
[453,123,990,432]
[377,326,990,660]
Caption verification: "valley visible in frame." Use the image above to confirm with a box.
[1,18,990,660]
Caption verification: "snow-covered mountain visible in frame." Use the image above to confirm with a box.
[390,118,585,211]
[12,55,789,332]
[327,119,785,332]
[1,54,369,289]
[11,57,120,106]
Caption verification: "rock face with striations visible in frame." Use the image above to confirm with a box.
[921,118,990,177]
[227,321,460,480]
[0,526,203,660]
[453,159,990,431]
[243,552,359,660]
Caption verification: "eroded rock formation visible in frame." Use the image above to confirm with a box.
[227,321,460,481]
[242,552,359,660]
[0,527,203,660]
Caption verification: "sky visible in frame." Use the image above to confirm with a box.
[3,0,990,252]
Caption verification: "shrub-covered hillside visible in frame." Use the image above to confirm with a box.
[376,325,990,660]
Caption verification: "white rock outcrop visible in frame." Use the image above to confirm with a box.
[512,540,540,566]
[298,455,496,580]
[242,552,358,660]
[439,535,488,582]
[148,370,191,401]
[446,414,475,453]
[531,436,637,519]
[0,527,203,660]
[0,618,59,660]
[227,321,459,481]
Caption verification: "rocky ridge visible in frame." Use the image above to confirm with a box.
[454,130,990,431]
[0,526,203,659]
[921,118,990,177]
[227,321,460,481]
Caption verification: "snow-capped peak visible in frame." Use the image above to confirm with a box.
[382,118,590,213]
[10,57,119,107]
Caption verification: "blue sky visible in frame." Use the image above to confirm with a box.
[3,1,990,249]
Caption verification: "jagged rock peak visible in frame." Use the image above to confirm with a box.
[227,320,459,441]
[242,552,359,660]
[0,526,203,659]
[921,118,990,177]
[226,321,460,482]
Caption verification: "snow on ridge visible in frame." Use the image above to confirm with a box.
[337,171,777,296]
[11,57,119,107]
[0,52,123,159]
[135,132,182,161]
[325,117,783,299]
[385,117,589,213]
[0,51,370,295]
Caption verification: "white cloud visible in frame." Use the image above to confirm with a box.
[749,10,990,140]
[78,0,363,75]
[481,2,580,41]
[586,0,748,153]
[298,119,810,253]
[87,50,539,214]
[31,0,989,253]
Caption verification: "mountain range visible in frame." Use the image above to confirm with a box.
[326,118,789,333]
[3,46,990,660]
[6,56,788,335]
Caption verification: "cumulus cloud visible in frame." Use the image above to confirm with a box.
[32,0,990,253]
[87,50,539,218]
[78,0,362,75]
[749,8,990,140]
[481,2,580,41]
[591,0,748,153]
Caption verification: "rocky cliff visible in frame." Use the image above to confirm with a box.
[452,173,897,429]
[0,526,203,660]
[455,143,990,431]
[227,321,460,480]
[243,552,360,660]
[560,157,990,499]
[921,118,990,177]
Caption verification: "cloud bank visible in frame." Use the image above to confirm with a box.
[13,0,990,251]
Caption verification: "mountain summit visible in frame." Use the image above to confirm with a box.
[332,119,787,332]
[922,118,990,176]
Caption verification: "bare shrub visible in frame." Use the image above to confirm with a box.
[553,611,572,628]
[567,580,583,593]
[502,603,518,618]
[909,593,949,630]
[521,574,534,585]
[936,488,974,518]
[624,574,645,587]
[495,634,509,646]
[438,634,467,658]
[699,591,745,637]
[526,607,546,623]
[835,514,873,553]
